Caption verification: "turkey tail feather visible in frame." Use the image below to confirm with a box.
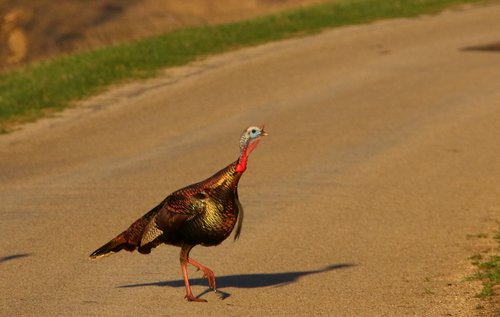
[89,233,134,259]
[234,199,244,240]
[90,201,165,259]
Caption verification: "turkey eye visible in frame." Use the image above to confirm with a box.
[251,129,257,134]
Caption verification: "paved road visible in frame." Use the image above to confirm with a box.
[1,3,499,316]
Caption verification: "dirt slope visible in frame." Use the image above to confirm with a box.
[0,0,326,70]
[1,3,499,316]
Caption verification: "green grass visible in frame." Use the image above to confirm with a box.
[473,256,500,298]
[467,233,489,239]
[0,0,489,132]
[469,230,500,299]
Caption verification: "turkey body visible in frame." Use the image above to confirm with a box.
[91,162,243,257]
[141,162,243,251]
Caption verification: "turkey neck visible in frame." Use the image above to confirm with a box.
[236,139,260,173]
[209,161,243,192]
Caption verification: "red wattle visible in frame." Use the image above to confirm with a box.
[236,139,259,173]
[235,163,246,173]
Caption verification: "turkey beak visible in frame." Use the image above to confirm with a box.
[260,125,268,136]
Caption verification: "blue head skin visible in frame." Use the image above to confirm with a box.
[239,126,267,153]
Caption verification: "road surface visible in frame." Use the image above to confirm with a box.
[1,3,499,316]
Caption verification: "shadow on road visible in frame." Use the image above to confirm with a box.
[462,41,500,52]
[119,263,354,297]
[0,253,32,264]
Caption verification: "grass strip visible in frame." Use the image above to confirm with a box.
[0,0,488,132]
[469,231,500,299]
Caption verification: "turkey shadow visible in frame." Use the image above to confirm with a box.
[119,263,354,298]
[0,253,32,264]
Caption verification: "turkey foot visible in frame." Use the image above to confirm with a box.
[185,293,207,302]
[189,258,217,291]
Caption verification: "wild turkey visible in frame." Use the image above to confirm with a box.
[89,126,267,302]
